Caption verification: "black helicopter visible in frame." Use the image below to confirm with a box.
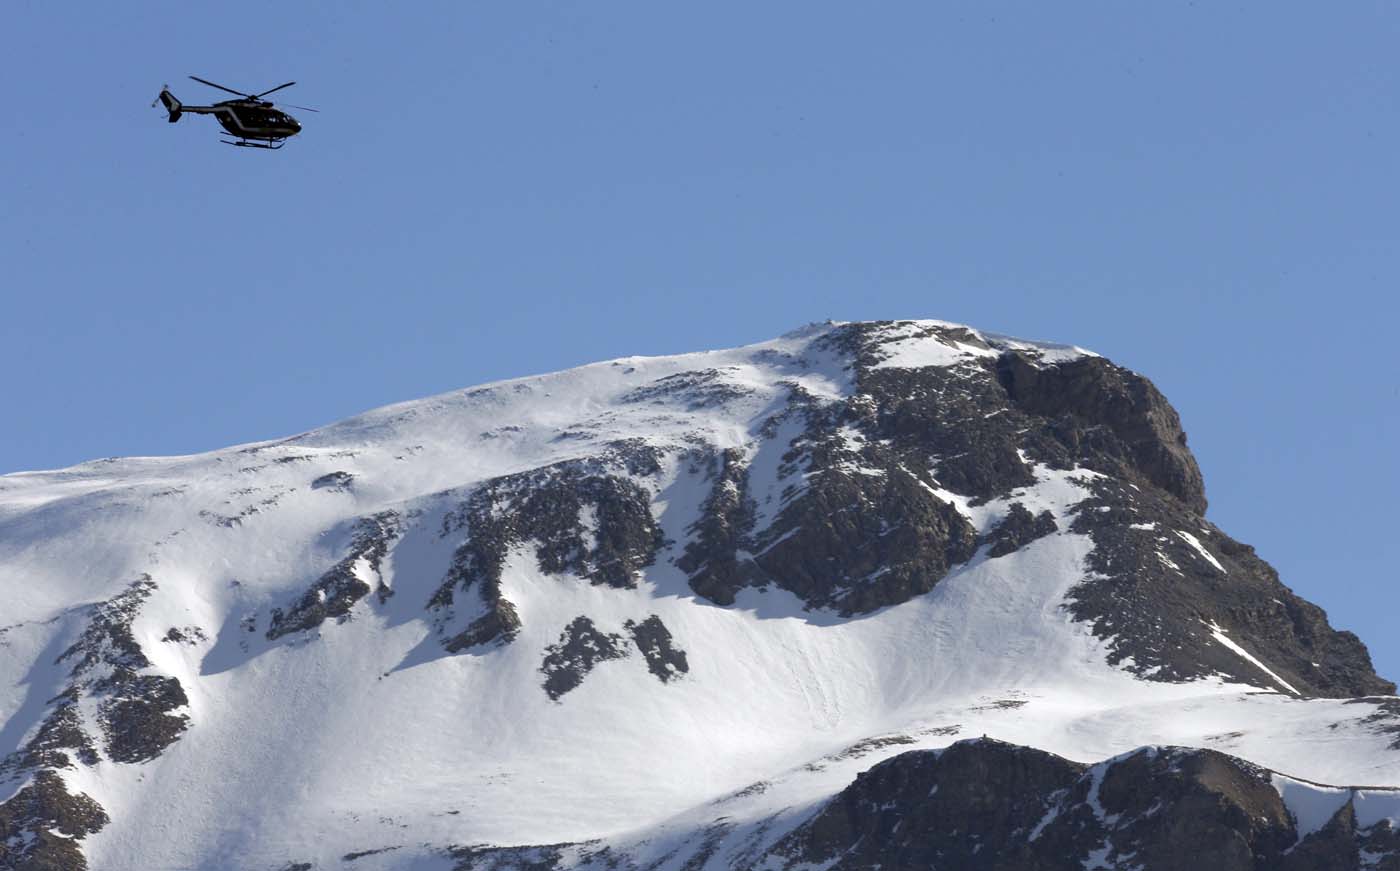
[154,76,316,149]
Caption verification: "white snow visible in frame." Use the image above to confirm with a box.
[1272,775,1354,840]
[1355,789,1400,829]
[0,319,1391,871]
[1205,621,1301,695]
[861,319,1098,372]
[1175,530,1226,574]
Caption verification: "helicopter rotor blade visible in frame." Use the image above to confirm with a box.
[190,75,252,98]
[254,81,296,99]
[277,102,320,113]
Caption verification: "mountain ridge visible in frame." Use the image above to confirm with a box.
[0,319,1394,870]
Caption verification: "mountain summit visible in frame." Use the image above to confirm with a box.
[1,320,1395,870]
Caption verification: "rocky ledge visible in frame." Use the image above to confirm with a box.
[449,739,1400,871]
[770,738,1400,871]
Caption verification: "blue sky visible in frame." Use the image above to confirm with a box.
[4,3,1397,679]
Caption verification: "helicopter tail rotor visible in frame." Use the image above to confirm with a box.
[155,86,182,123]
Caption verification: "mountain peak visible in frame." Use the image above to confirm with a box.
[0,319,1394,870]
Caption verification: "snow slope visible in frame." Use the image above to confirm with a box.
[0,320,1394,870]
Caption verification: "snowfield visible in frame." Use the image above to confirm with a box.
[0,320,1394,870]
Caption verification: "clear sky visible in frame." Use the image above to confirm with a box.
[4,3,1397,680]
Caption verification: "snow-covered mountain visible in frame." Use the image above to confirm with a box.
[1,319,1395,871]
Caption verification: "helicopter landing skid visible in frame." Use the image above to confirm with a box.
[220,138,284,150]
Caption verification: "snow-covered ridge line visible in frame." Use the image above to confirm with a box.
[0,318,1393,871]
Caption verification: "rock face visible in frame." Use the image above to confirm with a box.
[996,351,1207,512]
[1066,477,1394,697]
[985,502,1059,558]
[624,615,689,683]
[0,576,189,868]
[446,741,1400,871]
[668,322,1389,696]
[267,512,402,640]
[539,617,629,700]
[765,739,1400,871]
[429,448,665,653]
[0,318,1394,870]
[0,771,108,871]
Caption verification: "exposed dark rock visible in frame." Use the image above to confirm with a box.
[1278,799,1360,871]
[1091,746,1293,870]
[677,819,735,871]
[1,689,96,774]
[750,459,978,615]
[985,502,1058,558]
[57,576,159,678]
[267,512,402,640]
[664,322,1386,705]
[539,617,628,701]
[676,448,760,606]
[443,599,523,655]
[624,616,689,683]
[1066,477,1394,697]
[680,392,979,615]
[768,738,1092,869]
[803,735,920,772]
[1,576,195,776]
[312,470,356,491]
[621,368,754,410]
[438,739,1399,871]
[996,350,1207,513]
[160,626,207,646]
[858,361,1038,502]
[343,845,401,861]
[1358,815,1400,871]
[95,674,190,764]
[448,842,572,871]
[763,739,1397,871]
[431,451,664,652]
[0,770,109,871]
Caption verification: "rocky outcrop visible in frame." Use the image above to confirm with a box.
[1,576,192,869]
[0,771,109,871]
[4,319,1393,870]
[311,470,356,491]
[997,350,1207,513]
[431,449,665,652]
[766,740,1398,871]
[676,448,759,606]
[96,673,189,764]
[540,617,629,701]
[677,321,1207,615]
[621,368,755,410]
[267,512,402,640]
[1,688,96,774]
[442,740,1400,870]
[679,379,981,616]
[674,321,1389,697]
[536,615,689,699]
[1066,477,1394,697]
[53,577,191,766]
[985,502,1058,558]
[624,616,689,683]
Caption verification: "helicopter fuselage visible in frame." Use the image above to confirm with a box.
[180,100,301,141]
[157,79,309,149]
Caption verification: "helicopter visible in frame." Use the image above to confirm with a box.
[153,76,317,149]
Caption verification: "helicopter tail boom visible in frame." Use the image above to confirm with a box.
[158,88,182,123]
